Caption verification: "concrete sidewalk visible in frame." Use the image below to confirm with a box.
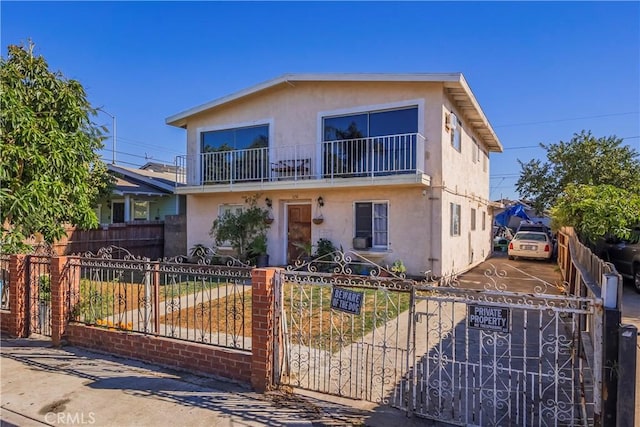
[0,336,438,427]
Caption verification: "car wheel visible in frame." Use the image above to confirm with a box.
[508,256,514,260]
[634,266,640,294]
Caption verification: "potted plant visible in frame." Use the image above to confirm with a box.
[293,240,314,263]
[389,259,407,275]
[248,233,269,267]
[210,194,271,262]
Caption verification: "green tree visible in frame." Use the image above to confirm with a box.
[1,42,112,253]
[516,130,640,213]
[551,184,640,243]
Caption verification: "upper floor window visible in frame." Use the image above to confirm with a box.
[355,201,389,249]
[450,113,461,152]
[482,211,486,230]
[323,107,418,177]
[483,150,488,172]
[201,124,268,153]
[323,107,417,141]
[472,138,480,163]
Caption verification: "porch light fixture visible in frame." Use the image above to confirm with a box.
[317,196,324,207]
[265,197,272,208]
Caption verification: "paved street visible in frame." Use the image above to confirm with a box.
[1,336,440,427]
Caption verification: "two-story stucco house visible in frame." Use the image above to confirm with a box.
[166,73,503,277]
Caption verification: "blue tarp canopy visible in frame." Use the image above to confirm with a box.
[494,204,530,227]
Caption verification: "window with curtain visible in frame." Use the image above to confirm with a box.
[217,204,243,247]
[450,113,461,152]
[450,203,461,236]
[355,201,389,249]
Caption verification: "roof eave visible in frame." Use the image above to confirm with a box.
[165,73,464,127]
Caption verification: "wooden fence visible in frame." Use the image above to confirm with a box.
[26,222,165,260]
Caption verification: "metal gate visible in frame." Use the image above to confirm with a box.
[276,253,599,427]
[396,280,597,426]
[276,251,414,403]
[28,252,53,336]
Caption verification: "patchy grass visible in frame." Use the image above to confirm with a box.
[157,282,411,352]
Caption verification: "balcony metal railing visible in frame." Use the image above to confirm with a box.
[175,133,425,187]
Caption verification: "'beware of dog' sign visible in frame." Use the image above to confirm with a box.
[331,287,363,315]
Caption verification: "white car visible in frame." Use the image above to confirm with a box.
[508,231,553,261]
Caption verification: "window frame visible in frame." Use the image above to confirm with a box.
[482,149,488,172]
[482,211,486,231]
[216,204,244,248]
[471,208,477,231]
[450,203,461,236]
[354,200,389,250]
[472,138,479,163]
[133,201,149,221]
[450,113,461,152]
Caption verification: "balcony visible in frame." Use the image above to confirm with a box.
[175,133,429,192]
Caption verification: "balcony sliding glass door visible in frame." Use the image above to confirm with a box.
[322,107,418,178]
[201,124,269,184]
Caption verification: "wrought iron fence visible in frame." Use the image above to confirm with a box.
[277,250,417,403]
[70,246,253,351]
[29,255,52,336]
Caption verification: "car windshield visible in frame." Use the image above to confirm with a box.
[515,233,547,242]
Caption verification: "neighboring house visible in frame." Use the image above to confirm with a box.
[494,200,550,231]
[166,73,503,277]
[97,163,186,224]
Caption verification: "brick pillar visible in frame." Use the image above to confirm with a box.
[251,268,280,392]
[8,254,28,337]
[50,256,79,346]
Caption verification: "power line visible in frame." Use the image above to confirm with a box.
[494,112,639,128]
[502,136,639,151]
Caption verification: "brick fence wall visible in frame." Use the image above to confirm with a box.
[0,254,279,392]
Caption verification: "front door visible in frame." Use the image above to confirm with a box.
[287,204,311,264]
[112,202,125,223]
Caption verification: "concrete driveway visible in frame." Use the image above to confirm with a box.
[458,251,564,295]
[461,252,638,425]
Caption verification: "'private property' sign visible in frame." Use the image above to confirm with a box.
[331,287,364,315]
[467,304,510,333]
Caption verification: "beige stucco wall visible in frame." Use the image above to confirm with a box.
[180,80,495,276]
[436,95,493,275]
[186,187,434,274]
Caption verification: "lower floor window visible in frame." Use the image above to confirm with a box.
[133,201,149,220]
[355,201,388,248]
[450,203,461,236]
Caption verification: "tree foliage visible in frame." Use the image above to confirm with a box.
[1,41,113,252]
[550,184,640,243]
[516,130,640,213]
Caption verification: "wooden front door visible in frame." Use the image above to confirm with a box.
[287,204,312,264]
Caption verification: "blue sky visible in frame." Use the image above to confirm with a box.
[2,1,639,200]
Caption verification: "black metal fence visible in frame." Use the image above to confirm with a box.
[70,248,253,351]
